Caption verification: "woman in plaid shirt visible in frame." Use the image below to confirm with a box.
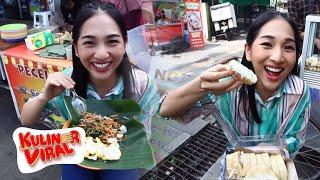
[21,2,160,179]
[159,11,311,157]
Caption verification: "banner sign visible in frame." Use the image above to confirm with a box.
[2,54,62,118]
[13,127,86,173]
[2,45,72,118]
[184,0,205,49]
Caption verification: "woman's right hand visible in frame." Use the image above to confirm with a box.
[200,64,243,95]
[41,72,75,102]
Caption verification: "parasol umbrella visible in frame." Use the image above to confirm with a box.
[99,0,144,29]
[98,0,142,16]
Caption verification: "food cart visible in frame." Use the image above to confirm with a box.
[210,2,238,40]
[1,44,72,119]
[218,0,270,6]
[144,0,184,50]
[217,0,270,30]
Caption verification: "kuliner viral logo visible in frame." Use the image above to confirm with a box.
[13,127,86,173]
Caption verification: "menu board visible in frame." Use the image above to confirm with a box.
[184,0,205,49]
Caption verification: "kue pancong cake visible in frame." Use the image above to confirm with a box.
[0,24,27,43]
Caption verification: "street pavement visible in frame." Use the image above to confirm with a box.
[0,85,61,180]
[148,35,246,162]
[0,36,246,179]
[149,36,246,91]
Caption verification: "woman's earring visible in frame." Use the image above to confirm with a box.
[73,46,79,57]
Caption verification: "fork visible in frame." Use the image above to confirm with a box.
[70,89,87,115]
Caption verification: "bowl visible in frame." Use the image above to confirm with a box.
[0,24,27,43]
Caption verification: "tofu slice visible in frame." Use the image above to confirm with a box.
[242,153,256,176]
[226,151,243,178]
[245,169,279,180]
[274,154,288,180]
[255,153,267,171]
[270,154,281,178]
[261,153,272,170]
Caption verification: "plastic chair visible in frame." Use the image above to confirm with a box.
[33,11,52,27]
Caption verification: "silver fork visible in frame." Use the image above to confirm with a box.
[70,89,87,115]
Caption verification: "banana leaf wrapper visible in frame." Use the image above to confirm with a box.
[63,96,155,170]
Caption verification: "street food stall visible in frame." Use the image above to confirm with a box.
[145,22,184,46]
[145,0,184,47]
[143,0,205,52]
[218,0,269,6]
[1,44,72,119]
[0,39,24,81]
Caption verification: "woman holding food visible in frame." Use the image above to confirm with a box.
[159,11,311,157]
[21,2,160,180]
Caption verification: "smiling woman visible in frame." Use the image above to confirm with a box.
[21,2,160,180]
[244,18,297,102]
[73,12,126,97]
[159,11,311,158]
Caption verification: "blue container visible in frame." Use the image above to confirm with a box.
[184,30,190,45]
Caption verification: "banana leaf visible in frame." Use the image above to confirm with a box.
[38,45,66,59]
[63,96,155,170]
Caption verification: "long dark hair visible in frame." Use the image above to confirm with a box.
[71,2,137,99]
[239,11,300,124]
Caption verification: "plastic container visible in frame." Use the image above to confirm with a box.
[65,45,72,60]
[25,30,55,51]
[233,135,285,148]
[222,135,298,180]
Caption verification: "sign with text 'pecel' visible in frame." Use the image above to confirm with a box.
[12,127,86,173]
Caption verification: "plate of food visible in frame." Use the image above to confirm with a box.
[63,96,155,170]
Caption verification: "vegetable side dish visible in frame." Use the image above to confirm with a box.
[79,112,127,161]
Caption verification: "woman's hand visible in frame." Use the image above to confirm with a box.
[21,72,74,125]
[200,64,243,95]
[41,72,75,102]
